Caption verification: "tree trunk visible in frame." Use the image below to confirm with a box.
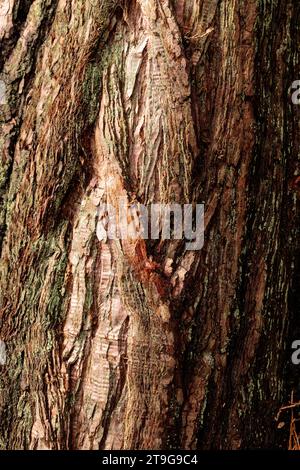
[0,0,299,450]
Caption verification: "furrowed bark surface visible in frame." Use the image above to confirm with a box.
[0,0,299,450]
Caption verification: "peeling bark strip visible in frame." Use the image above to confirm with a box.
[0,0,299,450]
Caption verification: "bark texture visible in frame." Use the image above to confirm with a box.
[0,0,299,450]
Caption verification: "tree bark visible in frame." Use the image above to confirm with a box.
[0,0,299,450]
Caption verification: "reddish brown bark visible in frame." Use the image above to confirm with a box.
[0,0,299,450]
